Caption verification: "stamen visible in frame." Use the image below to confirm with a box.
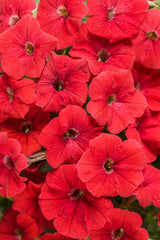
[21,121,32,134]
[57,5,68,17]
[70,189,85,200]
[113,228,124,239]
[146,31,159,40]
[98,49,110,62]
[107,94,116,105]
[63,129,79,139]
[107,8,116,20]
[104,158,113,173]
[53,78,64,91]
[25,42,34,55]
[9,15,19,26]
[7,87,14,101]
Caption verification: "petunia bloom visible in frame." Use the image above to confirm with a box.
[39,105,103,168]
[39,164,113,239]
[37,0,88,49]
[87,70,147,133]
[133,8,160,69]
[0,0,36,33]
[0,132,27,197]
[90,208,149,240]
[78,133,146,197]
[1,104,50,156]
[0,208,39,240]
[13,181,47,234]
[87,0,149,42]
[0,15,57,79]
[134,164,160,207]
[70,24,135,76]
[35,54,89,113]
[0,73,36,119]
[132,62,160,111]
[126,109,160,163]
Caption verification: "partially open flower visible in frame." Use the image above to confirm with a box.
[90,209,148,240]
[0,132,27,197]
[0,0,36,33]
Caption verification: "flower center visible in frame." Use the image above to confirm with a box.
[107,7,116,20]
[63,128,79,139]
[107,94,116,105]
[3,155,14,169]
[146,31,159,40]
[6,87,14,101]
[25,42,34,55]
[104,158,113,173]
[70,189,85,200]
[21,121,32,134]
[53,78,64,91]
[8,15,19,26]
[15,229,22,240]
[135,82,140,90]
[57,5,68,17]
[112,228,124,240]
[98,49,110,62]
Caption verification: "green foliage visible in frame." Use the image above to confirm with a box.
[143,205,160,240]
[149,0,160,9]
[33,0,40,17]
[0,196,13,220]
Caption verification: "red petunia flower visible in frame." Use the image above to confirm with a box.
[132,62,160,111]
[90,208,149,240]
[36,0,88,49]
[0,208,39,240]
[1,104,50,156]
[134,164,160,207]
[0,15,57,79]
[13,181,47,234]
[39,105,103,168]
[35,54,89,113]
[87,0,148,42]
[0,132,27,197]
[126,109,160,162]
[0,73,36,119]
[78,133,146,197]
[70,24,135,76]
[87,70,147,133]
[39,164,113,239]
[133,8,160,69]
[0,0,36,33]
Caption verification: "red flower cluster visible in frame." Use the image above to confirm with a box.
[0,0,160,239]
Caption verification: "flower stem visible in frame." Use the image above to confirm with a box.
[148,1,159,8]
[27,151,46,164]
[120,195,137,209]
